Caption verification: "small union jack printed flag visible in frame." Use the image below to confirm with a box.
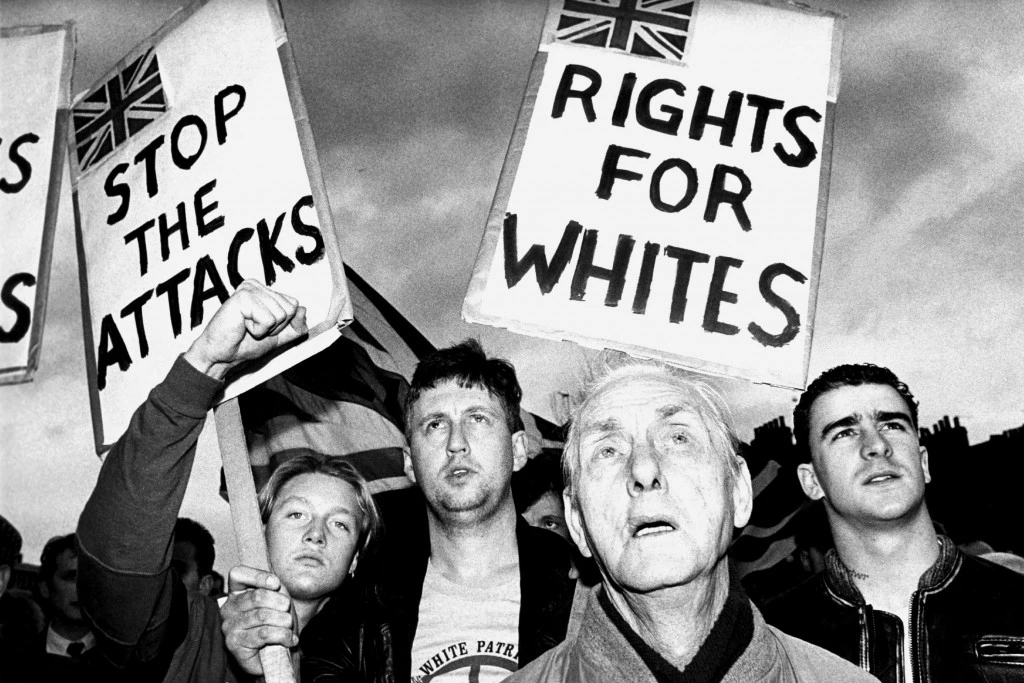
[554,0,695,61]
[73,48,167,172]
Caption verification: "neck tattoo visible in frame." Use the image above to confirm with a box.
[839,558,870,582]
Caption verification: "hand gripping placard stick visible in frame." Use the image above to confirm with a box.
[215,397,296,683]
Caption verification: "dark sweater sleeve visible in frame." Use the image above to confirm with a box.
[76,355,222,669]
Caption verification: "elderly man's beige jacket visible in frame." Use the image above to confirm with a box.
[507,585,880,682]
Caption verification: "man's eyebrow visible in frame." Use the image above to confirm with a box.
[657,404,693,420]
[278,496,356,517]
[464,404,500,415]
[582,417,620,436]
[876,410,913,424]
[819,414,860,439]
[416,411,447,426]
[417,406,498,424]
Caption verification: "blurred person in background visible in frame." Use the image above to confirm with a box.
[171,517,218,596]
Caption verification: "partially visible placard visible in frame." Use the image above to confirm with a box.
[69,0,350,452]
[464,0,844,389]
[0,24,74,385]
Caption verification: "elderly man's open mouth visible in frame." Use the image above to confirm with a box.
[629,516,677,538]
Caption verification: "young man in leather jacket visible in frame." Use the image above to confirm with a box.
[764,364,1024,683]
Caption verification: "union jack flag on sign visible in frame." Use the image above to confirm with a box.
[73,48,167,173]
[553,0,695,61]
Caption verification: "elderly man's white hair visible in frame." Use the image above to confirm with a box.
[562,355,744,501]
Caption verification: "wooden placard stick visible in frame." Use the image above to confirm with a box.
[215,397,296,683]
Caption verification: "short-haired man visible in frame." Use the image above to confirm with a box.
[764,364,1024,682]
[77,281,386,681]
[172,518,217,596]
[509,361,875,682]
[229,339,575,681]
[38,534,94,659]
[513,451,570,542]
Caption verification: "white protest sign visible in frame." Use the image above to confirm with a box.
[464,0,843,388]
[70,0,350,452]
[0,24,73,385]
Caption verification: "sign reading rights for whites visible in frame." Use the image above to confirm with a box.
[70,0,350,452]
[0,24,74,385]
[464,0,843,389]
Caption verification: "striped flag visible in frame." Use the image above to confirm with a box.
[232,265,428,498]
[229,264,564,500]
[554,0,695,61]
[72,47,167,172]
[731,417,818,582]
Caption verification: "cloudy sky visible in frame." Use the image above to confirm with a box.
[3,0,1023,576]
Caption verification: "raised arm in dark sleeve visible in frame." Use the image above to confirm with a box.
[76,355,222,670]
[76,280,308,680]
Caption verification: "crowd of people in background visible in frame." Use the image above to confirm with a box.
[2,284,1024,681]
[0,515,225,678]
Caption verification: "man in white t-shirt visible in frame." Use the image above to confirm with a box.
[410,557,521,681]
[225,340,575,681]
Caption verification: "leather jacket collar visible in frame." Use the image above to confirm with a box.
[823,534,960,605]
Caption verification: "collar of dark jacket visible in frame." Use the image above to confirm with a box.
[824,534,960,604]
[597,570,754,683]
[385,509,574,662]
[388,510,573,598]
[516,519,576,661]
[301,504,574,679]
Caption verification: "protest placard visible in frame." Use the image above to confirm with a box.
[69,0,350,452]
[464,0,844,389]
[0,23,74,385]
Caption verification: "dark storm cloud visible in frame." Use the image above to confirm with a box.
[284,0,547,145]
[836,46,975,220]
[324,131,500,345]
[281,1,554,343]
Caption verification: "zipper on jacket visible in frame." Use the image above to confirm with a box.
[908,591,920,683]
[859,605,872,671]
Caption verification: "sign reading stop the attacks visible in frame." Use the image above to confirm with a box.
[464,0,844,389]
[0,24,73,385]
[70,0,350,451]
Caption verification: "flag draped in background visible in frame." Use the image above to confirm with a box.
[730,417,824,604]
[226,264,564,500]
[228,265,429,498]
[732,419,808,572]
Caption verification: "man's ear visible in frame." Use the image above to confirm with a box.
[38,578,51,601]
[0,565,10,597]
[797,462,825,501]
[564,490,592,559]
[403,446,417,484]
[919,445,931,484]
[198,574,215,597]
[511,431,529,473]
[732,457,753,528]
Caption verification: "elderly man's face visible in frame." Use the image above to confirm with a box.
[567,373,751,592]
